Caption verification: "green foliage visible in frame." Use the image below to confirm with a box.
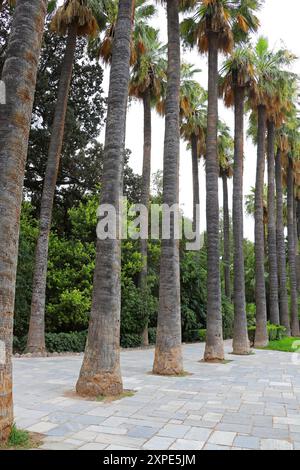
[120,334,142,349]
[198,329,207,342]
[45,331,87,353]
[7,425,31,449]
[264,337,300,353]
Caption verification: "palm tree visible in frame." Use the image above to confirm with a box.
[26,0,99,354]
[266,118,280,325]
[275,130,291,334]
[0,0,47,443]
[181,0,260,361]
[248,37,295,346]
[287,156,300,336]
[265,68,296,328]
[220,46,255,354]
[284,118,300,336]
[129,27,166,346]
[76,0,134,397]
[152,0,183,376]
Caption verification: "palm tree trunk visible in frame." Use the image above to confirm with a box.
[297,199,300,240]
[266,120,280,325]
[191,132,200,234]
[222,172,230,300]
[0,0,47,443]
[287,158,300,336]
[26,21,78,354]
[232,86,249,355]
[139,87,151,346]
[293,197,300,293]
[275,148,290,334]
[153,0,183,375]
[254,105,268,347]
[76,0,133,396]
[204,31,224,362]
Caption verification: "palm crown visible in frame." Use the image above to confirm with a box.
[181,0,262,54]
[129,28,167,103]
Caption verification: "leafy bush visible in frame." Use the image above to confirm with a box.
[45,331,87,353]
[120,334,142,348]
[198,329,207,342]
[246,303,256,327]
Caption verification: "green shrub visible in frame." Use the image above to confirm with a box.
[246,303,256,327]
[120,334,142,348]
[198,329,207,342]
[45,331,87,353]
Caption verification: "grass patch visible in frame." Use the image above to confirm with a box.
[96,390,136,403]
[0,425,43,450]
[263,337,300,353]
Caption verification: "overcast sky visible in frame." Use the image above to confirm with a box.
[62,0,300,241]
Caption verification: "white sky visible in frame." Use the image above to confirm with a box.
[78,0,300,241]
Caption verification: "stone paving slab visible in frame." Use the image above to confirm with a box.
[13,341,300,450]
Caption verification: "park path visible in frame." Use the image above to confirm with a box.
[13,341,300,450]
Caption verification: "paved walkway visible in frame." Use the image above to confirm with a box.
[13,341,300,450]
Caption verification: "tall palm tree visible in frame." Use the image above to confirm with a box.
[275,130,291,334]
[218,121,233,301]
[76,0,134,397]
[264,69,296,327]
[152,0,183,376]
[0,0,47,443]
[220,46,255,354]
[26,0,99,354]
[287,155,300,336]
[181,0,260,361]
[266,118,280,325]
[129,27,166,346]
[248,37,294,346]
[284,118,300,336]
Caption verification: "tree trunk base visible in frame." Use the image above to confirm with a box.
[76,370,123,398]
[203,339,224,362]
[232,339,251,356]
[141,326,149,347]
[254,337,268,348]
[25,345,46,355]
[152,346,183,376]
